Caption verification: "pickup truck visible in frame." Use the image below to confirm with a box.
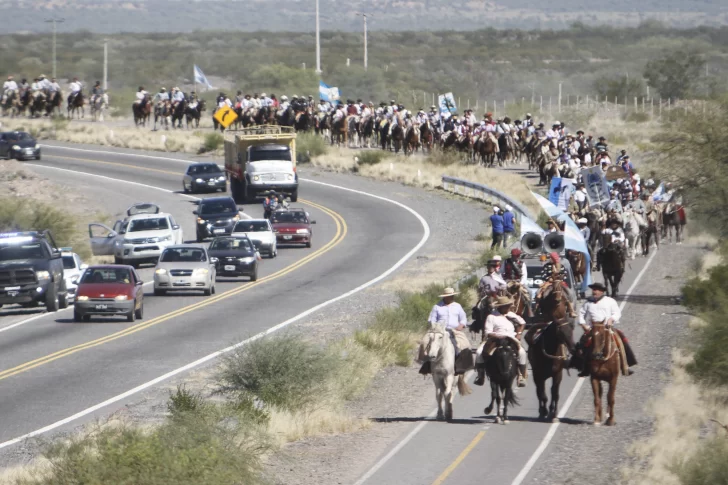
[224,125,298,203]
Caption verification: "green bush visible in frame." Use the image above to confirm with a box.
[426,149,462,167]
[623,111,651,123]
[355,150,389,166]
[676,435,728,485]
[297,132,328,164]
[167,385,205,418]
[216,334,337,410]
[199,132,224,154]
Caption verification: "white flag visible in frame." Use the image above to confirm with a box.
[193,65,213,89]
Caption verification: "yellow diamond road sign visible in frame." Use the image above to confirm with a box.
[214,106,238,128]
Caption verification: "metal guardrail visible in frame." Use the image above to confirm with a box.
[441,175,535,221]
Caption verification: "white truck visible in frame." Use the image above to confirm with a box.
[224,125,298,204]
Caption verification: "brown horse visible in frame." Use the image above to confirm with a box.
[404,124,420,156]
[506,281,531,319]
[588,323,621,426]
[566,250,587,287]
[536,277,568,322]
[67,92,84,119]
[132,97,152,127]
[420,121,434,153]
[525,319,576,421]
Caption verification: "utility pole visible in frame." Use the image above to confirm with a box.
[315,0,321,74]
[45,18,64,79]
[357,13,369,71]
[103,40,108,91]
[558,82,562,114]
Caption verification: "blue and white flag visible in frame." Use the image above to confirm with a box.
[193,65,213,90]
[652,182,666,202]
[548,177,576,211]
[319,81,340,102]
[438,93,457,116]
[581,166,610,207]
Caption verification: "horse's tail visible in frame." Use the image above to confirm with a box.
[457,374,472,396]
[504,384,519,407]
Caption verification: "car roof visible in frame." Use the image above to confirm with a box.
[87,264,135,270]
[188,162,220,168]
[125,212,171,221]
[235,218,269,224]
[199,196,236,204]
[163,244,207,251]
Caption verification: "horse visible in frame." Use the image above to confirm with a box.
[315,113,330,139]
[185,99,206,129]
[45,91,63,117]
[391,123,404,154]
[566,250,587,287]
[420,121,434,154]
[29,93,46,118]
[132,97,152,127]
[378,119,390,151]
[662,202,684,244]
[90,93,108,122]
[404,123,420,156]
[484,338,520,424]
[421,324,471,421]
[622,210,643,260]
[331,116,346,146]
[1,90,17,117]
[154,102,171,130]
[170,100,186,129]
[360,116,375,148]
[536,277,569,322]
[525,319,576,421]
[587,323,621,426]
[67,92,84,119]
[596,243,624,297]
[294,110,313,132]
[641,208,660,256]
[346,116,359,148]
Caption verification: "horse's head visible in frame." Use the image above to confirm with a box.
[423,324,448,360]
[590,323,612,360]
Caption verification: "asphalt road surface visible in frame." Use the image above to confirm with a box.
[0,143,427,447]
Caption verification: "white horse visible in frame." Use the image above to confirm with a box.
[421,324,471,421]
[623,209,643,260]
[90,93,109,122]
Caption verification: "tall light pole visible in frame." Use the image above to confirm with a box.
[315,0,321,74]
[45,18,64,79]
[103,40,108,91]
[357,14,369,71]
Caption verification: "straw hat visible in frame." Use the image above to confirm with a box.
[494,295,514,307]
[439,287,459,298]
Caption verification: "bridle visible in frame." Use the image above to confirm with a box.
[591,322,617,362]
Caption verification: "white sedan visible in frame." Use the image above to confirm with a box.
[153,245,216,296]
[231,219,277,258]
[61,248,87,303]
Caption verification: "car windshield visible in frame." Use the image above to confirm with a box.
[200,200,237,215]
[209,238,253,252]
[233,221,269,233]
[0,243,45,261]
[160,248,206,262]
[127,217,169,232]
[80,268,132,284]
[249,148,292,162]
[62,255,77,269]
[11,132,32,141]
[271,211,307,224]
[188,164,222,175]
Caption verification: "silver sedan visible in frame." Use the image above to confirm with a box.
[153,245,216,296]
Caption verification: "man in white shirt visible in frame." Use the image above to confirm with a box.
[474,295,528,386]
[153,87,169,105]
[418,287,471,375]
[577,282,637,376]
[171,87,185,105]
[38,74,51,91]
[3,75,17,101]
[68,77,82,105]
[574,184,588,212]
[135,86,148,105]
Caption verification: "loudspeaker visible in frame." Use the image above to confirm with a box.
[544,233,565,253]
[521,233,543,255]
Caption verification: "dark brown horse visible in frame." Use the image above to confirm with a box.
[588,323,621,426]
[404,124,420,156]
[331,116,346,146]
[391,123,404,154]
[596,243,624,297]
[67,92,84,119]
[537,277,568,322]
[662,202,685,244]
[566,250,587,287]
[132,96,152,127]
[420,121,434,154]
[525,319,576,421]
[185,99,206,129]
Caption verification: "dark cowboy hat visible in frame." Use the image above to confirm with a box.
[576,130,584,135]
[588,282,608,292]
[598,136,606,140]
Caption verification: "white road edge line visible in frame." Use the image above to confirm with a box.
[353,250,658,485]
[0,177,430,450]
[0,165,194,334]
[510,249,658,485]
[45,144,193,164]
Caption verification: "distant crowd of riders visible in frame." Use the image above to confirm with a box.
[1,75,107,119]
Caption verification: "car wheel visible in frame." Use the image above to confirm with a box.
[305,240,312,248]
[58,291,68,309]
[134,302,143,320]
[268,247,275,258]
[183,182,190,193]
[74,309,83,322]
[114,256,124,265]
[290,189,298,202]
[196,232,204,243]
[83,314,91,322]
[203,286,212,296]
[211,284,216,295]
[45,285,59,312]
[154,288,166,296]
[250,266,258,282]
[35,154,41,160]
[127,302,136,322]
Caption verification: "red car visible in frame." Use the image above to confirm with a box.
[270,209,316,248]
[73,265,145,322]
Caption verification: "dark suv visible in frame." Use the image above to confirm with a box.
[0,231,68,311]
[194,197,242,242]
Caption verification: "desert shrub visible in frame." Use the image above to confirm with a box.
[167,385,206,418]
[199,132,224,154]
[676,435,728,485]
[355,150,389,166]
[216,335,337,410]
[296,132,328,163]
[623,111,651,123]
[426,149,462,166]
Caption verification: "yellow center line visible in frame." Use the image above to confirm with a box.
[0,157,348,381]
[431,430,487,485]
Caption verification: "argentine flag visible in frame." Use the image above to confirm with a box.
[319,81,340,102]
[193,65,213,90]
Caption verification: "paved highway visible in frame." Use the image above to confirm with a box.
[0,143,428,447]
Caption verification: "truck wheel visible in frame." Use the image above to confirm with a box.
[243,178,255,203]
[290,189,298,202]
[231,178,244,204]
[45,285,59,312]
[74,309,83,322]
[58,280,69,309]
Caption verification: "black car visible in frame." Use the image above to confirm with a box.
[183,162,227,194]
[194,197,242,242]
[0,131,40,161]
[208,236,259,280]
[0,231,69,311]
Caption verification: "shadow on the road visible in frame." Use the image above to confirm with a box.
[474,415,590,426]
[616,294,682,306]
[0,307,45,318]
[372,416,483,425]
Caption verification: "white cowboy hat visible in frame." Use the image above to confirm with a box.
[493,206,501,213]
[526,113,532,116]
[505,204,513,211]
[439,287,460,298]
[578,217,588,224]
[261,93,267,97]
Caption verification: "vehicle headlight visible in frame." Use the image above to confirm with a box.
[218,176,226,181]
[77,295,89,301]
[36,270,50,279]
[35,144,40,149]
[239,257,255,264]
[159,235,172,242]
[296,229,310,234]
[197,217,205,224]
[114,295,129,301]
[155,268,167,275]
[287,174,293,180]
[253,175,260,181]
[12,145,20,151]
[193,268,209,275]
[195,178,204,183]
[115,240,123,247]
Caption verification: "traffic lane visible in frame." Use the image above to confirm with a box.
[0,163,338,371]
[0,176,424,443]
[358,253,653,485]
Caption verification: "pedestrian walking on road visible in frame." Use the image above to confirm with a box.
[490,207,504,250]
[502,205,515,248]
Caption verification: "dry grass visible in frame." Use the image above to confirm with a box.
[267,407,371,445]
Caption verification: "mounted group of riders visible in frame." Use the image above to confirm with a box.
[132,86,206,129]
[2,74,108,119]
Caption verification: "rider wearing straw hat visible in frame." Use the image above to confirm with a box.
[418,287,472,375]
[474,295,528,387]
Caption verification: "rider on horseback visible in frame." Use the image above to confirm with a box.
[171,87,185,107]
[90,81,103,107]
[535,252,577,318]
[474,295,528,387]
[153,87,170,105]
[504,248,534,318]
[135,86,149,106]
[478,256,507,314]
[68,77,82,105]
[2,75,17,102]
[575,282,637,377]
[418,287,472,376]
